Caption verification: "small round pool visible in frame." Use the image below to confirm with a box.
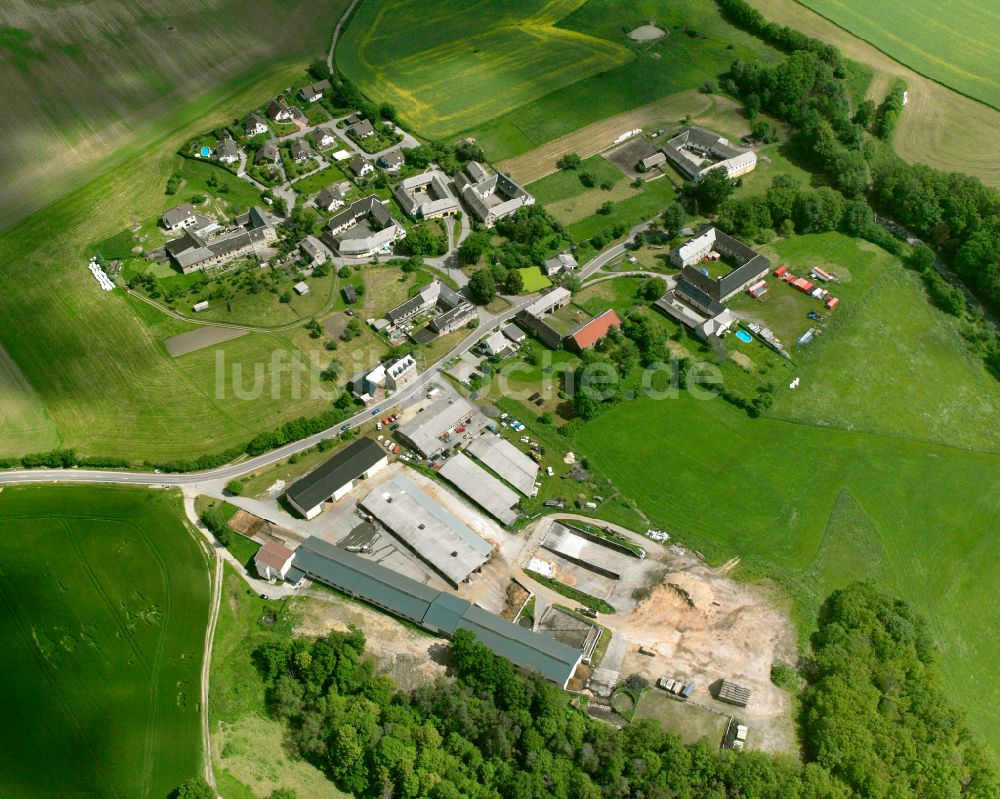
[200,145,211,157]
[735,330,753,344]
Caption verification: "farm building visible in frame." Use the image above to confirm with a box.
[670,228,771,302]
[293,281,310,296]
[299,235,327,264]
[165,206,277,273]
[439,452,520,526]
[543,252,578,276]
[284,437,389,519]
[254,540,295,581]
[343,284,358,304]
[192,301,209,313]
[716,680,752,707]
[454,161,535,227]
[321,196,406,258]
[358,474,493,587]
[466,434,539,496]
[639,151,666,171]
[503,323,527,344]
[383,278,475,338]
[396,395,477,458]
[299,79,331,103]
[523,287,572,318]
[289,535,582,686]
[568,309,621,351]
[660,126,756,183]
[393,170,460,219]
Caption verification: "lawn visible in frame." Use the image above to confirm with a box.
[572,276,644,317]
[292,164,352,197]
[569,238,1000,752]
[0,67,343,462]
[633,691,730,746]
[528,155,626,206]
[0,485,210,798]
[567,176,677,241]
[517,267,553,293]
[796,0,1000,111]
[210,567,349,799]
[0,1,348,232]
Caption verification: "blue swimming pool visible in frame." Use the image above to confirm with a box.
[735,330,752,343]
[200,145,211,157]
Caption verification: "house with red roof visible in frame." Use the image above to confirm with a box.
[254,540,295,581]
[567,309,622,352]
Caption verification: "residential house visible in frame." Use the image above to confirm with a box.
[299,235,327,264]
[267,96,294,123]
[454,161,534,227]
[255,140,281,166]
[289,139,314,162]
[350,354,418,402]
[254,540,295,581]
[378,149,405,173]
[349,155,374,178]
[393,170,460,219]
[315,184,347,212]
[299,79,331,103]
[481,330,512,357]
[161,203,197,232]
[313,126,338,149]
[543,252,577,276]
[321,196,406,258]
[214,138,239,164]
[350,119,375,138]
[244,113,268,138]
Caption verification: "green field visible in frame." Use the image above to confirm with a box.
[0,485,210,798]
[571,235,1000,752]
[0,67,339,462]
[0,0,349,232]
[339,0,779,159]
[797,0,1000,110]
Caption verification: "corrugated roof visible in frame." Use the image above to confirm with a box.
[285,438,386,512]
[294,536,438,623]
[439,452,519,525]
[457,605,581,687]
[422,592,470,633]
[466,435,538,496]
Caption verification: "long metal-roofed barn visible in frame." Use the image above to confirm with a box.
[284,437,388,519]
[466,434,539,496]
[289,535,582,686]
[396,395,477,458]
[359,474,493,587]
[438,452,520,525]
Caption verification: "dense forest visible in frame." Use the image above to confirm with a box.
[249,583,998,799]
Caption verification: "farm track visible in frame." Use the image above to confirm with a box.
[746,0,1000,187]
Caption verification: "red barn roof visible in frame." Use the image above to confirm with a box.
[569,309,622,350]
[255,539,294,571]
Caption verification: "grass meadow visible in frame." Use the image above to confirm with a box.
[796,0,1000,110]
[0,485,210,798]
[338,0,779,160]
[0,66,341,462]
[0,0,349,231]
[571,235,1000,753]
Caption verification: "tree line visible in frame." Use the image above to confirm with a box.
[238,583,998,799]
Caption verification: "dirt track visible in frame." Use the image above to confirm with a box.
[497,91,741,185]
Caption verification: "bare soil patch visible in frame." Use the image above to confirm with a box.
[164,325,248,357]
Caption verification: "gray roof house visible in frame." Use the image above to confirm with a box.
[214,138,239,164]
[378,149,405,172]
[454,161,534,227]
[669,227,771,302]
[161,203,197,231]
[543,252,578,276]
[267,97,294,122]
[290,535,582,686]
[313,125,338,149]
[315,184,347,211]
[321,195,406,257]
[299,235,327,263]
[392,170,460,219]
[349,155,374,178]
[165,206,276,273]
[299,79,331,103]
[255,140,281,165]
[289,139,314,162]
[244,113,268,137]
[350,119,375,138]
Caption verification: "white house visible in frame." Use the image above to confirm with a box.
[161,203,197,232]
[254,540,295,581]
[314,126,338,149]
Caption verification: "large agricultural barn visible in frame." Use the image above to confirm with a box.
[284,437,388,519]
[396,395,478,458]
[660,126,757,182]
[438,452,520,525]
[359,474,493,587]
[670,227,771,302]
[287,536,582,687]
[466,434,539,496]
